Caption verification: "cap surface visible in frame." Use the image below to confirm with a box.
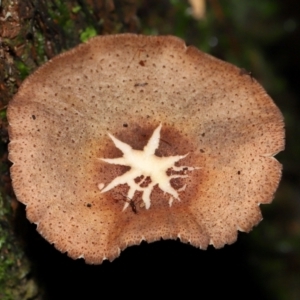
[7,34,284,263]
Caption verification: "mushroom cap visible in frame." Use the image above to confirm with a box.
[7,34,284,264]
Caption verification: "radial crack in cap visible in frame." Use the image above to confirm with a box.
[7,34,285,264]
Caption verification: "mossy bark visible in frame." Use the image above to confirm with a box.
[0,1,138,298]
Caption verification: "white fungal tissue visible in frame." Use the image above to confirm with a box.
[99,124,198,210]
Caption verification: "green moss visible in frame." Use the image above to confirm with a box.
[0,109,6,120]
[72,5,82,14]
[80,26,97,42]
[0,194,36,300]
[15,61,30,81]
[35,31,47,64]
[48,1,76,42]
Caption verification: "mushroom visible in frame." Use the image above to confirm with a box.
[7,34,284,264]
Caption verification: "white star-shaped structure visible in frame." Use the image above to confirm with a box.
[99,124,198,210]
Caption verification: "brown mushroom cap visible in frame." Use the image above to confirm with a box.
[8,34,284,264]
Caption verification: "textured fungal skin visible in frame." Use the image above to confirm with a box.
[7,34,284,264]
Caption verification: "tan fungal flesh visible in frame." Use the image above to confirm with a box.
[7,34,284,264]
